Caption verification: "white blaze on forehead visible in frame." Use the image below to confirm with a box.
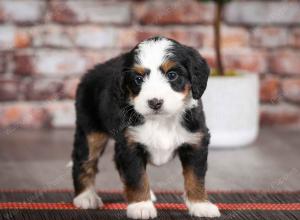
[132,38,186,117]
[136,38,173,69]
[135,38,175,98]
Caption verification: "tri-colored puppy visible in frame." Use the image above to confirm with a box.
[72,36,220,219]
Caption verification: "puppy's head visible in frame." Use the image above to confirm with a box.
[123,36,209,118]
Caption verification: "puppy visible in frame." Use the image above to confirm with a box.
[72,36,220,219]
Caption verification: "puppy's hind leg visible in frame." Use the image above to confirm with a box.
[72,127,109,209]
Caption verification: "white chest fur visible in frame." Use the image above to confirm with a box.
[127,115,202,166]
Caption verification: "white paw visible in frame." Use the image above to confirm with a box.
[186,200,221,218]
[150,190,157,202]
[73,188,103,209]
[127,200,157,219]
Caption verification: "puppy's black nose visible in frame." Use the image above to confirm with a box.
[148,98,163,110]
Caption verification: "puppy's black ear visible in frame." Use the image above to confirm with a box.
[110,57,128,104]
[185,46,210,99]
[113,70,127,104]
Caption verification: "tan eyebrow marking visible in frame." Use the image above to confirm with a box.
[161,60,177,73]
[132,65,146,76]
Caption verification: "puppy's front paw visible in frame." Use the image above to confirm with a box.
[127,200,157,219]
[73,188,103,209]
[186,200,220,218]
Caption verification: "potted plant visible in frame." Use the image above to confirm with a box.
[198,0,259,148]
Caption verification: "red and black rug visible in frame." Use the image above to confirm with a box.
[0,189,299,219]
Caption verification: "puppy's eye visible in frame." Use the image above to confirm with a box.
[134,76,144,85]
[167,71,178,81]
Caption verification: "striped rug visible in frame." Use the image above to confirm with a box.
[0,189,299,219]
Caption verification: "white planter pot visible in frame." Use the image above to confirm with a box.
[202,73,259,148]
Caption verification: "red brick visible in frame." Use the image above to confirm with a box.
[73,26,117,49]
[14,53,35,76]
[50,1,131,24]
[0,6,4,23]
[260,75,280,103]
[62,77,80,99]
[203,48,266,73]
[225,1,300,25]
[251,27,288,48]
[14,31,31,48]
[0,103,50,129]
[14,49,89,77]
[0,101,76,129]
[117,29,138,49]
[50,1,76,24]
[269,50,300,75]
[23,79,63,101]
[282,79,300,104]
[260,103,300,126]
[0,54,5,73]
[34,50,88,76]
[0,78,20,101]
[0,0,46,24]
[46,101,75,128]
[135,28,203,48]
[289,28,300,48]
[201,26,249,49]
[225,52,266,73]
[82,50,122,70]
[32,25,72,48]
[134,0,214,24]
[0,26,16,50]
[0,26,31,50]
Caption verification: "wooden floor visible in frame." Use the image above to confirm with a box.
[0,127,299,191]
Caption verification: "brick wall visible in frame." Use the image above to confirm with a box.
[0,0,300,131]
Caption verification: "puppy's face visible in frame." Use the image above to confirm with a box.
[124,37,209,118]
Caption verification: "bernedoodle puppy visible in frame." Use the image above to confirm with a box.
[72,36,220,219]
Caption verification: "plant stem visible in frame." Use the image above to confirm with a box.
[214,1,224,76]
